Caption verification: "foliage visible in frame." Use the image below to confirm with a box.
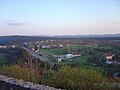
[0,65,42,83]
[0,48,33,65]
[0,65,119,89]
[0,53,7,65]
[0,56,46,84]
[43,66,110,90]
[0,45,120,89]
[0,47,50,84]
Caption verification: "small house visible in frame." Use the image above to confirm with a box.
[72,52,81,57]
[53,55,65,62]
[66,54,74,59]
[106,53,114,60]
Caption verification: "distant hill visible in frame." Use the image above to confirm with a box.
[53,34,120,38]
[0,36,56,45]
[0,34,120,45]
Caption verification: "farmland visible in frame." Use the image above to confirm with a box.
[38,44,120,76]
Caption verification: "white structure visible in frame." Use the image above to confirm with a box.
[53,55,65,62]
[35,49,40,52]
[0,45,7,49]
[59,44,63,48]
[57,57,62,62]
[66,54,74,59]
[41,45,50,49]
[106,60,120,65]
[11,45,16,48]
[106,60,113,64]
[106,53,113,60]
[73,54,81,57]
[106,55,113,60]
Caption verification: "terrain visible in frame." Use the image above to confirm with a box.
[0,35,120,89]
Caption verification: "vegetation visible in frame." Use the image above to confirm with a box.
[0,53,7,65]
[0,59,44,84]
[1,65,117,90]
[40,45,120,75]
[0,48,29,65]
[0,44,120,89]
[43,66,112,90]
[0,65,41,83]
[0,47,50,83]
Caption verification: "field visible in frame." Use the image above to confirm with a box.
[38,45,120,75]
[40,45,98,55]
[40,48,66,55]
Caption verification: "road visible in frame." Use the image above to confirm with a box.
[21,46,49,62]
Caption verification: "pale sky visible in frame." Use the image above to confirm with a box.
[0,0,120,36]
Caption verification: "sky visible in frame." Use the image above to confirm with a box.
[0,0,120,36]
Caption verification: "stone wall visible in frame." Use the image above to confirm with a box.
[0,75,60,90]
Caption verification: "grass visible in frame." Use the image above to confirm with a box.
[66,45,98,49]
[0,65,112,90]
[43,66,111,90]
[0,64,119,90]
[58,55,91,66]
[74,55,91,63]
[40,45,120,76]
[98,46,113,50]
[0,65,42,84]
[0,53,7,64]
[40,45,96,55]
[40,48,66,55]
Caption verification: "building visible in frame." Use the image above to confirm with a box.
[106,60,120,65]
[66,54,74,59]
[72,52,81,57]
[41,45,50,49]
[66,53,81,59]
[53,55,65,62]
[56,57,62,62]
[106,53,114,60]
[0,45,7,49]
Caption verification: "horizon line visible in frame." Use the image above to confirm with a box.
[0,33,120,37]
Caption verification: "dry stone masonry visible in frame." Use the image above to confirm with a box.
[0,75,61,90]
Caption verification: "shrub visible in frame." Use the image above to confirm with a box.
[0,65,42,83]
[43,66,110,90]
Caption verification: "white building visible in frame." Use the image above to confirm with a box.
[0,45,7,49]
[106,53,114,60]
[41,45,50,49]
[66,54,74,59]
[53,55,65,62]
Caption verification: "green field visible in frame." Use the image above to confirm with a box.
[39,45,120,75]
[40,45,97,55]
[40,48,65,55]
[0,53,7,64]
[39,45,95,65]
[74,55,92,62]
